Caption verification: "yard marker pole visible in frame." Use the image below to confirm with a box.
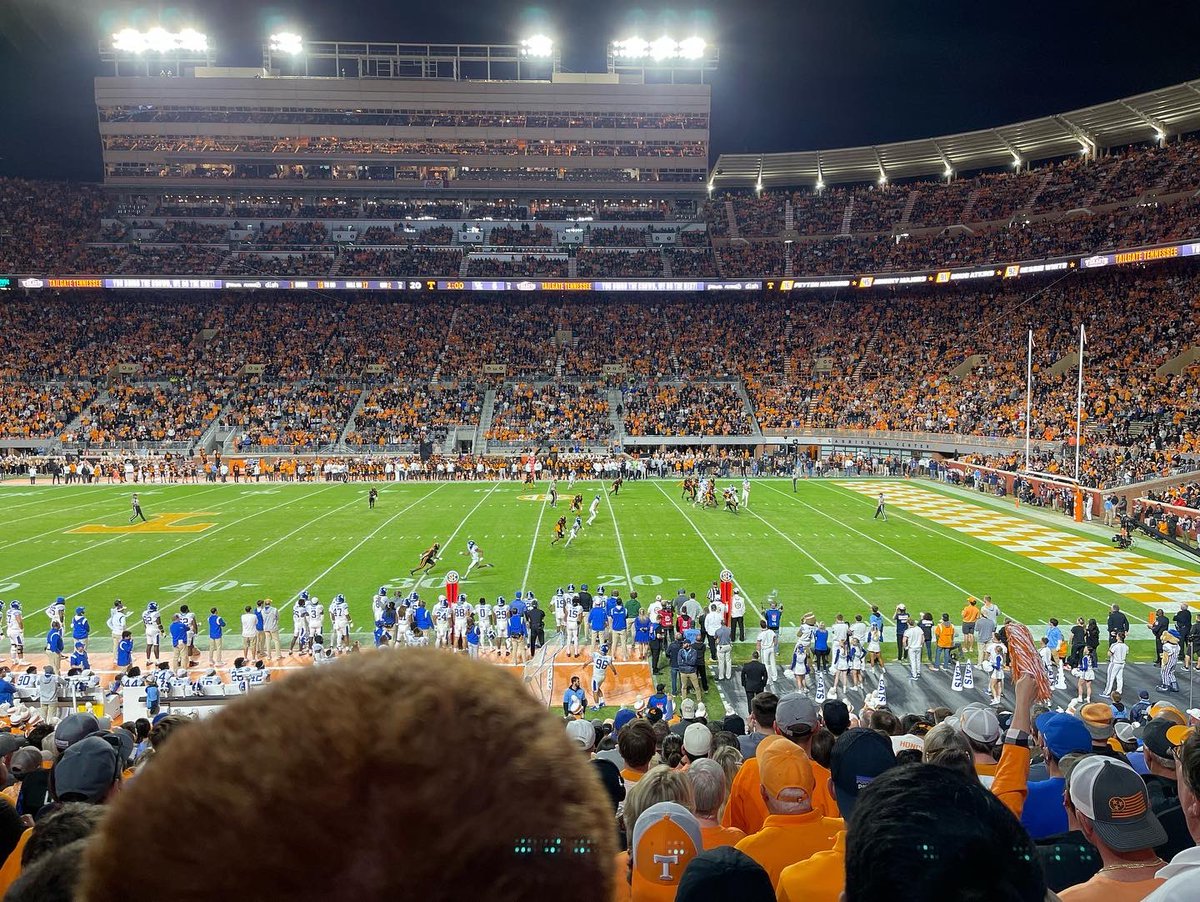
[1074,323,1085,483]
[1025,325,1033,473]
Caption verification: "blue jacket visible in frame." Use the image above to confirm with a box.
[209,615,225,640]
[677,645,698,674]
[47,629,64,654]
[170,620,189,647]
[648,692,674,720]
[765,608,782,629]
[588,606,608,631]
[71,615,89,640]
[116,638,134,668]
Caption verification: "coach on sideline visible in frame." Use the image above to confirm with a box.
[80,650,617,902]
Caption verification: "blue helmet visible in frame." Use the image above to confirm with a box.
[567,584,576,592]
[56,597,65,605]
[8,601,19,611]
[334,594,345,605]
[600,644,610,655]
[299,590,310,602]
[379,586,389,596]
[148,602,158,612]
[409,591,419,602]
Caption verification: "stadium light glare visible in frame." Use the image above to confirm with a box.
[678,37,707,60]
[1012,157,1022,168]
[649,36,678,61]
[112,27,209,54]
[519,34,555,57]
[269,32,304,55]
[944,166,953,177]
[612,37,650,59]
[815,179,825,190]
[1155,128,1166,143]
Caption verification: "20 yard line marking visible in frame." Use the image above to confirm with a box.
[602,487,633,592]
[649,481,763,621]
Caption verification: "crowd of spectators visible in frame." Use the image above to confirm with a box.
[576,249,663,278]
[465,255,569,277]
[338,248,462,277]
[73,381,227,446]
[221,253,334,278]
[225,381,360,450]
[587,226,648,247]
[486,382,612,445]
[623,381,754,436]
[345,381,482,448]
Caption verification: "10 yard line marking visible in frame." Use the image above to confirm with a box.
[650,481,763,621]
[820,481,1114,612]
[60,485,340,607]
[759,482,979,599]
[278,484,448,613]
[602,487,633,592]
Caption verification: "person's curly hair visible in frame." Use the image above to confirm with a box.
[81,649,617,902]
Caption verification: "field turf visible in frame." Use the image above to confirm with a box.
[1,477,1192,664]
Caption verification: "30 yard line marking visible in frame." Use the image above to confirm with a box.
[603,487,633,592]
[0,483,231,553]
[820,481,1114,612]
[60,485,340,608]
[278,484,449,613]
[759,482,978,598]
[650,481,762,621]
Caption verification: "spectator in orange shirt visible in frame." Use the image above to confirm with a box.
[961,596,982,655]
[686,759,744,849]
[775,727,898,902]
[733,739,842,887]
[933,613,956,672]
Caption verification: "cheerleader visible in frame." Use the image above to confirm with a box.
[849,636,865,688]
[987,641,1006,706]
[1075,647,1095,703]
[866,624,884,671]
[790,641,810,692]
[830,638,850,697]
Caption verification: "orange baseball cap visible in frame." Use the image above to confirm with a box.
[630,801,702,901]
[1150,703,1186,725]
[759,739,816,801]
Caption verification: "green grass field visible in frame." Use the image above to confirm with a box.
[0,476,1191,659]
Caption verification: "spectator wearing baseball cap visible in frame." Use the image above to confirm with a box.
[629,801,703,902]
[1060,756,1168,900]
[682,723,711,765]
[734,737,842,887]
[775,727,898,902]
[615,765,696,897]
[566,719,597,754]
[1147,724,1200,900]
[843,764,1046,902]
[722,693,836,837]
[675,847,774,902]
[1139,719,1193,861]
[686,759,744,849]
[1081,702,1127,757]
[1023,712,1093,839]
[958,703,1003,783]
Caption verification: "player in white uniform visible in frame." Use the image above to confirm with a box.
[307,596,325,646]
[452,598,471,650]
[589,644,617,710]
[475,597,492,641]
[564,516,583,547]
[551,588,567,634]
[462,540,493,578]
[372,587,389,624]
[45,597,66,628]
[290,600,310,656]
[586,495,601,526]
[106,601,128,651]
[493,597,510,652]
[6,602,25,664]
[142,602,162,664]
[565,596,582,657]
[567,469,576,490]
[331,594,352,653]
[433,597,452,648]
[741,479,751,509]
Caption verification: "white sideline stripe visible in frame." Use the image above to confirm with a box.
[819,481,1114,611]
[60,486,338,606]
[279,484,448,612]
[650,481,763,620]
[602,487,634,592]
[759,482,979,598]
[521,491,550,593]
[166,493,371,609]
[0,536,127,582]
[0,483,230,554]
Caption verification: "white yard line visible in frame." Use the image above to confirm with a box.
[0,485,112,512]
[602,487,634,591]
[521,492,550,594]
[279,483,448,612]
[60,485,338,607]
[818,481,1114,612]
[649,481,763,620]
[760,482,979,598]
[3,490,118,524]
[443,481,502,564]
[0,536,128,582]
[0,483,230,553]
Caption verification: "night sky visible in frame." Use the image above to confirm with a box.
[2,0,1199,183]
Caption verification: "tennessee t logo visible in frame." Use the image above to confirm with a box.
[653,853,679,881]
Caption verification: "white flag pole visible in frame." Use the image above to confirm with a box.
[1074,323,1085,483]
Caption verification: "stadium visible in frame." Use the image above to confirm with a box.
[2,8,1200,900]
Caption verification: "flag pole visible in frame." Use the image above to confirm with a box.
[1074,323,1085,483]
[1025,324,1033,473]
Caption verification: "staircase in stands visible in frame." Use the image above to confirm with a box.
[474,388,498,453]
[897,190,920,230]
[959,185,984,223]
[661,249,672,278]
[839,196,855,236]
[1019,170,1055,217]
[732,379,763,436]
[337,385,372,448]
[608,388,626,445]
[724,199,740,239]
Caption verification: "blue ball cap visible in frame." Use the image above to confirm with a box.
[1034,712,1093,759]
[56,597,65,605]
[75,606,85,614]
[581,584,589,590]
[515,591,522,599]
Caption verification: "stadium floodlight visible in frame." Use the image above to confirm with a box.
[269,32,304,55]
[112,27,208,54]
[650,36,678,61]
[519,34,554,57]
[678,37,707,60]
[815,179,825,190]
[944,166,953,178]
[612,37,650,59]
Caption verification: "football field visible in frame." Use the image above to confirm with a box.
[2,475,1197,655]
